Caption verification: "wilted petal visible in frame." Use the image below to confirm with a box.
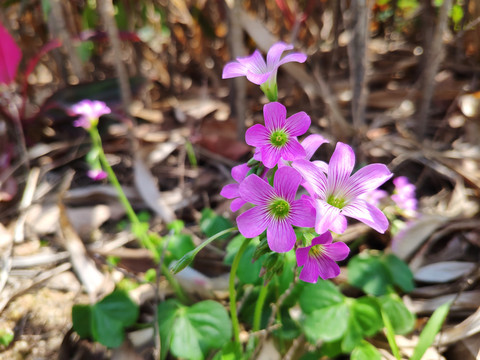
[328,142,355,195]
[245,124,270,147]
[267,219,296,252]
[273,166,301,201]
[301,134,329,160]
[284,111,310,136]
[264,102,287,130]
[239,174,275,205]
[292,159,327,197]
[220,183,238,199]
[342,199,389,233]
[281,139,306,162]
[266,42,293,67]
[346,164,393,199]
[237,206,269,238]
[222,61,247,79]
[290,197,315,227]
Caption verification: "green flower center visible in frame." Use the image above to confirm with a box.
[268,198,290,219]
[308,244,325,258]
[327,194,346,209]
[270,130,288,147]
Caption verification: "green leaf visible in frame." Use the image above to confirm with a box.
[303,303,349,342]
[379,294,415,335]
[348,253,393,296]
[225,235,263,285]
[299,280,344,314]
[157,300,232,360]
[212,341,238,360]
[95,290,139,327]
[200,209,233,240]
[351,341,381,360]
[158,300,182,360]
[72,304,93,339]
[92,307,124,348]
[410,302,451,360]
[350,297,383,336]
[186,301,232,349]
[383,254,414,293]
[90,290,139,348]
[341,314,363,352]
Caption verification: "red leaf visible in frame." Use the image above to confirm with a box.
[0,22,21,85]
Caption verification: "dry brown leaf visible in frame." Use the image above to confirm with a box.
[391,214,447,261]
[133,154,175,223]
[414,261,476,283]
[437,306,480,346]
[409,290,480,314]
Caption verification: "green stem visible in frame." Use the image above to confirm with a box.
[89,127,189,303]
[229,236,252,354]
[381,309,401,360]
[252,283,268,333]
[90,128,139,225]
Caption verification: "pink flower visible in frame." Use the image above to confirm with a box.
[87,169,107,181]
[392,176,417,214]
[222,42,306,100]
[220,163,250,212]
[246,102,310,169]
[71,100,111,129]
[292,142,393,234]
[237,166,315,253]
[296,232,350,283]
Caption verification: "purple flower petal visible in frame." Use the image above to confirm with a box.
[239,174,275,205]
[231,198,247,212]
[280,139,306,162]
[277,52,307,66]
[284,111,310,136]
[264,102,287,130]
[231,163,250,183]
[292,159,327,197]
[299,258,322,283]
[296,246,310,267]
[301,134,329,160]
[266,42,293,67]
[245,70,272,85]
[222,61,247,79]
[311,232,333,246]
[289,197,316,227]
[314,200,344,234]
[328,142,355,195]
[316,257,341,280]
[260,144,282,168]
[266,220,296,252]
[237,206,270,238]
[342,199,389,233]
[312,160,328,173]
[273,167,301,201]
[220,183,239,199]
[237,50,267,73]
[326,241,350,261]
[245,124,270,147]
[346,164,393,199]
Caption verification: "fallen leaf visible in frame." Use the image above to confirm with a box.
[414,261,476,283]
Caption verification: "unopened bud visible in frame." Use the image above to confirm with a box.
[170,250,196,274]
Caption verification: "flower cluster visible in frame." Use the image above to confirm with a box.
[221,42,393,283]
